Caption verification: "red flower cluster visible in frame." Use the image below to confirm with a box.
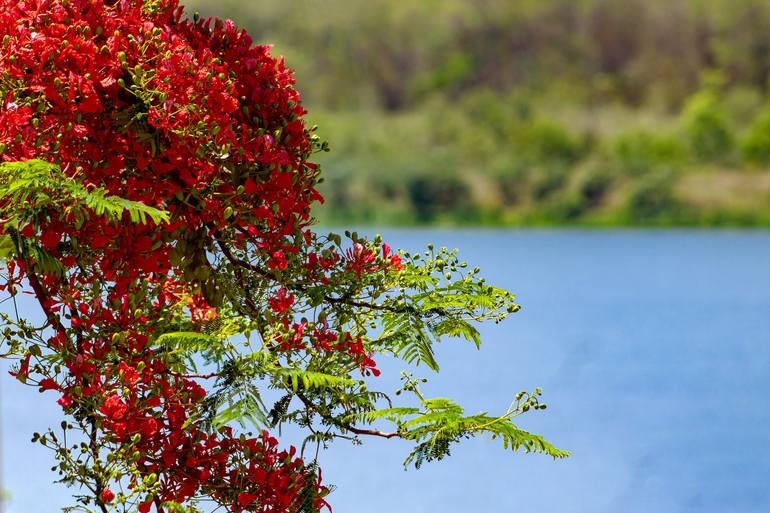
[0,0,320,286]
[0,0,344,511]
[345,242,403,278]
[1,1,409,511]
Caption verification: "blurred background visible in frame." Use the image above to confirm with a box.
[3,2,770,513]
[183,0,770,227]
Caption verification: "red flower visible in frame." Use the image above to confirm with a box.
[100,489,115,504]
[19,223,35,239]
[57,393,73,408]
[345,243,378,277]
[382,243,404,270]
[138,417,159,438]
[237,492,258,507]
[269,287,295,314]
[268,250,289,271]
[100,394,128,420]
[12,354,31,382]
[39,378,60,391]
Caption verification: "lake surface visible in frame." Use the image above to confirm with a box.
[2,230,770,513]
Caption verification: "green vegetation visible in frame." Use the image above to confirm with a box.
[186,0,770,226]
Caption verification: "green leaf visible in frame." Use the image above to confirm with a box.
[0,160,169,230]
[343,407,421,425]
[155,332,220,353]
[0,235,15,260]
[267,368,355,392]
[432,318,481,348]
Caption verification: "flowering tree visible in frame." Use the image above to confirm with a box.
[0,1,566,512]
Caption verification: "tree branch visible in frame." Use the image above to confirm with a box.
[295,391,400,439]
[213,234,421,315]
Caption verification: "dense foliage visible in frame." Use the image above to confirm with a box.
[0,2,564,512]
[184,0,770,226]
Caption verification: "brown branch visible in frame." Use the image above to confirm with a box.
[213,237,262,316]
[340,425,400,439]
[17,237,107,512]
[88,418,110,513]
[167,370,220,380]
[295,391,400,440]
[24,265,66,333]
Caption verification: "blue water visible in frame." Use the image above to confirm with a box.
[2,230,769,513]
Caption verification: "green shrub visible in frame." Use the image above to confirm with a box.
[624,172,680,223]
[576,166,615,208]
[540,196,587,223]
[493,159,530,206]
[406,174,473,223]
[723,86,764,127]
[530,165,569,200]
[612,130,686,175]
[681,90,734,162]
[513,120,583,165]
[741,105,770,166]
